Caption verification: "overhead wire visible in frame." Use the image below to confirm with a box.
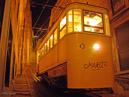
[36,16,50,38]
[33,8,45,27]
[33,0,64,39]
[38,20,49,38]
[31,2,64,9]
[33,0,49,30]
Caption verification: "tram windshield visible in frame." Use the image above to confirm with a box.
[68,9,82,33]
[74,9,82,32]
[83,10,103,33]
[68,9,104,33]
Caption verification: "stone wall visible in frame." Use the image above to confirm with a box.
[108,0,129,96]
[0,0,34,95]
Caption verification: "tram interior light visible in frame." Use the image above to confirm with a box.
[50,35,53,40]
[87,18,99,26]
[84,12,102,32]
[77,26,82,31]
[60,16,66,29]
[85,16,101,26]
[68,15,72,22]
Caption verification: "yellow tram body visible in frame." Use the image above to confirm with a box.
[37,3,114,89]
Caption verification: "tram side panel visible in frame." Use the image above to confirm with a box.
[58,37,67,65]
[47,37,67,78]
[38,36,68,77]
[38,46,58,74]
[39,53,51,74]
[67,33,114,89]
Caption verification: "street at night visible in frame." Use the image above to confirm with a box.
[0,0,129,97]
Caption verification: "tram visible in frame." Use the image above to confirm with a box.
[36,3,114,89]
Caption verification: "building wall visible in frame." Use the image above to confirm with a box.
[0,0,33,96]
[0,0,13,95]
[24,0,34,65]
[108,0,129,96]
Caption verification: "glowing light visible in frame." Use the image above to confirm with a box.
[87,18,99,26]
[38,52,40,56]
[60,16,66,29]
[50,35,53,40]
[77,26,81,31]
[93,43,100,50]
[84,15,102,26]
[68,15,72,22]
[91,28,94,32]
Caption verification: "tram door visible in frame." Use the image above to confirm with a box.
[115,20,129,71]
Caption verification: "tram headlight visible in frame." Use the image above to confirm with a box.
[93,43,100,50]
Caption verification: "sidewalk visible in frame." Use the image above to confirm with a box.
[11,65,37,97]
[11,74,31,97]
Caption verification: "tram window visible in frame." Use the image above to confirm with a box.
[84,27,103,33]
[46,40,49,52]
[60,16,66,39]
[41,47,43,56]
[39,49,41,57]
[37,51,39,60]
[68,10,73,33]
[54,29,57,45]
[37,51,39,56]
[60,26,66,39]
[60,16,66,30]
[104,14,110,36]
[44,43,47,54]
[74,9,82,32]
[45,42,48,53]
[50,34,53,49]
[42,46,45,56]
[83,10,103,33]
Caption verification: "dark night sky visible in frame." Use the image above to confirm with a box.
[30,0,58,39]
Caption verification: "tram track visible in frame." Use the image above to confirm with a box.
[30,65,114,97]
[30,68,101,97]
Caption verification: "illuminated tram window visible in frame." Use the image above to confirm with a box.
[84,27,103,33]
[60,16,66,39]
[41,46,44,56]
[104,14,111,36]
[83,10,103,33]
[43,46,45,56]
[60,26,66,39]
[74,9,82,32]
[45,43,47,53]
[50,34,53,49]
[44,43,47,54]
[54,29,57,45]
[47,40,49,52]
[68,10,73,33]
[45,40,49,53]
[60,16,66,30]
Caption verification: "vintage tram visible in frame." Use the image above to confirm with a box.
[36,3,114,89]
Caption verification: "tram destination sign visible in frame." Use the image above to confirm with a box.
[84,61,108,70]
